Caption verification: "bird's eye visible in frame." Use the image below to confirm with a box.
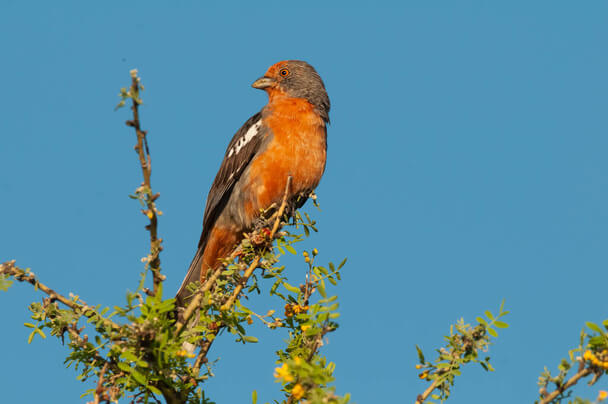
[279,68,289,77]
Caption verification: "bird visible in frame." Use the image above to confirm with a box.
[175,60,330,306]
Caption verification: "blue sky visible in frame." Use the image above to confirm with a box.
[1,1,607,403]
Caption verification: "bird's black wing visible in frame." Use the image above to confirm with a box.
[176,111,266,304]
[198,111,265,247]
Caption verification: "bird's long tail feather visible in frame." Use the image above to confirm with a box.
[175,244,205,307]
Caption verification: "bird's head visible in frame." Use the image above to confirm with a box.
[252,60,330,122]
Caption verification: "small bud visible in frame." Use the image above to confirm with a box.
[312,248,318,256]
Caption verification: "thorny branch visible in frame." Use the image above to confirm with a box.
[0,261,119,331]
[222,176,292,311]
[125,69,164,296]
[415,380,440,404]
[538,363,594,404]
[92,362,109,404]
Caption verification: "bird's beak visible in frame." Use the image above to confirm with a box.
[252,76,275,89]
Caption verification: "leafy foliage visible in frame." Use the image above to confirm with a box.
[414,301,509,403]
[537,320,608,404]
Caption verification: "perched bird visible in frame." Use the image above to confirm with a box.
[175,60,330,306]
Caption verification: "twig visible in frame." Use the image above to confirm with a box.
[183,177,293,376]
[0,261,120,331]
[125,69,163,296]
[221,176,292,311]
[93,362,109,404]
[285,325,333,404]
[538,367,593,404]
[175,267,223,334]
[415,379,440,404]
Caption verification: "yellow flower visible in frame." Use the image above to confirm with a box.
[246,315,253,325]
[418,371,429,379]
[285,303,294,317]
[598,391,608,402]
[301,324,311,332]
[176,350,195,358]
[415,364,424,369]
[274,363,294,383]
[291,384,305,400]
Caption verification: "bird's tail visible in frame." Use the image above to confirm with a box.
[175,245,205,307]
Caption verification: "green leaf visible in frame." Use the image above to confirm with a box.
[252,390,258,404]
[487,327,498,338]
[35,328,46,339]
[0,274,13,291]
[485,310,494,320]
[242,336,259,343]
[148,385,162,395]
[317,279,327,298]
[603,319,608,331]
[283,282,300,294]
[476,317,487,326]
[284,244,297,255]
[121,351,139,363]
[586,322,603,334]
[23,323,36,328]
[130,369,146,385]
[494,321,509,329]
[27,330,35,344]
[117,362,133,373]
[415,345,425,363]
[338,257,347,269]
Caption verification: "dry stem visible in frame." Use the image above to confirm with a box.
[415,379,440,404]
[0,261,119,331]
[221,176,292,311]
[125,70,163,296]
[538,366,593,404]
[179,177,293,376]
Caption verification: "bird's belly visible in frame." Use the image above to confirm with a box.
[242,127,326,226]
